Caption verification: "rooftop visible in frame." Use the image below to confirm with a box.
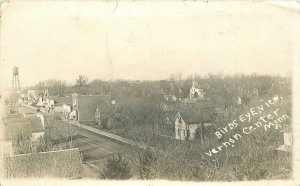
[3,115,44,141]
[175,99,216,124]
[48,96,72,105]
[4,148,83,178]
[75,94,113,122]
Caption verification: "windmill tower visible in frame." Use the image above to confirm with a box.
[12,66,20,90]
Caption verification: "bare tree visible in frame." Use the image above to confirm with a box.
[35,79,66,97]
[76,75,88,88]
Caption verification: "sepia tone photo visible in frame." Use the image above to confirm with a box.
[0,0,299,185]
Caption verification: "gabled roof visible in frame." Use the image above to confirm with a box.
[174,99,216,124]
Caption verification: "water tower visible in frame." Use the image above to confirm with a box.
[12,66,20,90]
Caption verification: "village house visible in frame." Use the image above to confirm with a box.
[71,94,114,126]
[174,99,216,141]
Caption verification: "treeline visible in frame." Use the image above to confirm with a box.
[34,73,292,138]
[34,73,291,100]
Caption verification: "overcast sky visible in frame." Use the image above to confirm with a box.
[0,1,299,88]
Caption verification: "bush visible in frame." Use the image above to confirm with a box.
[99,154,132,180]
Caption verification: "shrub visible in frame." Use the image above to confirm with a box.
[99,154,132,180]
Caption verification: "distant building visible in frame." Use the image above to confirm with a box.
[189,81,210,99]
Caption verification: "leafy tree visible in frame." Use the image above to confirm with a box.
[99,154,132,180]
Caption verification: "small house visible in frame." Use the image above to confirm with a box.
[174,99,216,141]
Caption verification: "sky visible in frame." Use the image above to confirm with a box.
[0,1,299,88]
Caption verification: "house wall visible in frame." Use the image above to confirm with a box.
[175,116,188,141]
[188,124,201,140]
[175,116,196,141]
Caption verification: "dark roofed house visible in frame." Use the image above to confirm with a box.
[71,94,113,124]
[174,99,216,141]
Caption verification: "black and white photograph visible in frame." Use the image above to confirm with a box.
[0,0,299,185]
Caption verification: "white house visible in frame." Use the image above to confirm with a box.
[175,113,202,141]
